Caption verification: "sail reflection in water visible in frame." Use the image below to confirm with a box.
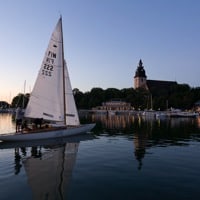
[13,141,79,200]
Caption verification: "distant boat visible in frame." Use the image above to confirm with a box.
[0,17,95,142]
[169,111,198,118]
[142,109,156,118]
[155,112,168,119]
[107,110,116,116]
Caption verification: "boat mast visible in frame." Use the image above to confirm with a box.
[22,80,26,109]
[60,16,67,125]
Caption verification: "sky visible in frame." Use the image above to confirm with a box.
[0,0,200,103]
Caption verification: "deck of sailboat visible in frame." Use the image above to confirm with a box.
[20,123,90,134]
[22,126,67,134]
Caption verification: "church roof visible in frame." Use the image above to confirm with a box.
[147,80,177,93]
[147,80,177,87]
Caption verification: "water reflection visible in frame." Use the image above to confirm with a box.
[134,132,147,170]
[1,114,200,175]
[0,113,15,133]
[14,148,22,175]
[23,143,79,200]
[2,135,94,200]
[91,113,200,137]
[91,114,135,133]
[91,114,200,170]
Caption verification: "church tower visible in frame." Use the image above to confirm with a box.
[134,59,147,89]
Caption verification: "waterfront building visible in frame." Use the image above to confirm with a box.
[94,99,133,111]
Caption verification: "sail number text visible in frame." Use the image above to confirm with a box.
[42,64,53,76]
[42,51,56,77]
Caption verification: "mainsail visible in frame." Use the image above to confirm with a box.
[25,17,80,126]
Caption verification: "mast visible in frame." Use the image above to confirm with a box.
[150,94,153,110]
[22,80,26,109]
[60,16,67,125]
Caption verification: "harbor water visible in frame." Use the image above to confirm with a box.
[0,113,200,200]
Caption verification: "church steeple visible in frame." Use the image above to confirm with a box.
[134,59,147,78]
[134,59,147,89]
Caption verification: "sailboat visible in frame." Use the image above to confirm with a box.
[0,17,95,142]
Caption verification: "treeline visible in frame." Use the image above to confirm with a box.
[10,84,200,111]
[73,84,200,110]
[0,101,10,109]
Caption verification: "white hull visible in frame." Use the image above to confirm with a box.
[0,123,95,142]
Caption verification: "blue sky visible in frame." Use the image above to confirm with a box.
[0,0,200,103]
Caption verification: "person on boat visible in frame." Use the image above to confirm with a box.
[21,120,31,132]
[15,107,23,132]
[34,118,43,129]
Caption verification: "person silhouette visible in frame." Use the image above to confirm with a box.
[15,107,23,132]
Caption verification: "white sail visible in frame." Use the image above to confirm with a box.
[64,61,80,126]
[25,18,64,122]
[24,18,80,126]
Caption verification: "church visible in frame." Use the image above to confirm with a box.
[134,59,177,92]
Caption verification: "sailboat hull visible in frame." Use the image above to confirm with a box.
[0,123,95,142]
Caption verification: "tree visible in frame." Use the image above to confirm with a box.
[88,88,105,108]
[104,88,121,101]
[0,101,10,109]
[11,93,29,108]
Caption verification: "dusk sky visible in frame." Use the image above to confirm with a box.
[0,0,200,103]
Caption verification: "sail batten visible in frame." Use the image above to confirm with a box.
[24,17,80,126]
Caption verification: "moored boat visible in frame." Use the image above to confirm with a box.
[169,111,198,118]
